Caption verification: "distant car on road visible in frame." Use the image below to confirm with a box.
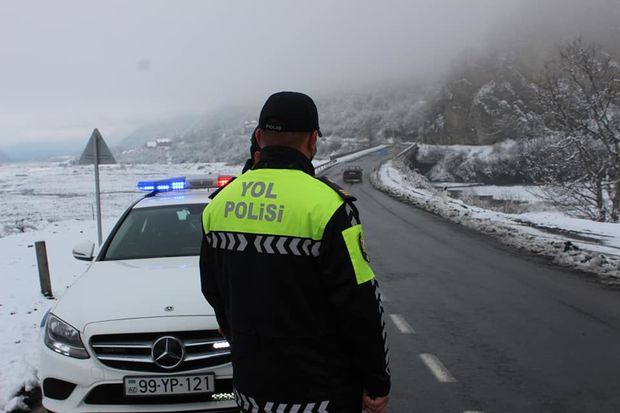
[342,165,363,183]
[38,176,237,413]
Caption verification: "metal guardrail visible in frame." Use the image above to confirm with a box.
[393,143,418,160]
[315,144,393,176]
[315,159,338,175]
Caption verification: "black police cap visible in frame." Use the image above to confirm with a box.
[258,91,322,137]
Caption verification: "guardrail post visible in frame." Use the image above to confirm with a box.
[35,241,54,299]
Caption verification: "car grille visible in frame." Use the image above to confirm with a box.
[90,330,231,373]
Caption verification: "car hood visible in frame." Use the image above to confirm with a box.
[53,257,216,331]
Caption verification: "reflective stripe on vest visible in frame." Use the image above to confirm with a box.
[203,169,343,241]
[206,231,321,257]
[234,389,329,413]
[341,224,375,284]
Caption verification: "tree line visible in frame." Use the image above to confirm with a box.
[522,38,620,222]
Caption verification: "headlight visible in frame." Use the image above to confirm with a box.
[44,314,89,359]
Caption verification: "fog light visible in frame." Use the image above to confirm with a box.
[212,340,230,350]
[211,392,235,401]
[43,378,77,400]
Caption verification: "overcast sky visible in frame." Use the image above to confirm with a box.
[0,0,523,149]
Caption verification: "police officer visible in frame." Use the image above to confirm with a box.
[200,91,390,413]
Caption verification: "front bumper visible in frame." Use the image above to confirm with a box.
[38,317,237,413]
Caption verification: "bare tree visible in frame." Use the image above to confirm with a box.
[523,135,609,220]
[530,38,620,221]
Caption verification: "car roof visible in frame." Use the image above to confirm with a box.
[132,189,214,209]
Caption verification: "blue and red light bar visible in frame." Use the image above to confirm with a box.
[137,175,235,192]
[216,175,235,188]
[137,177,188,192]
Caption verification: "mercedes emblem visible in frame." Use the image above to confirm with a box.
[151,336,185,369]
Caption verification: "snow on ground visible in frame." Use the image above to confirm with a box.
[0,220,109,412]
[432,183,546,204]
[0,162,242,238]
[515,212,620,253]
[372,158,620,281]
[417,142,498,158]
[0,161,243,412]
[416,141,523,183]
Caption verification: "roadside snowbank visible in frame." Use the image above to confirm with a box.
[372,159,620,281]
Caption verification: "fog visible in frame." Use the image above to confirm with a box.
[0,0,618,156]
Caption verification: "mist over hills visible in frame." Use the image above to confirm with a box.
[5,0,618,165]
[0,140,82,162]
[0,84,427,163]
[117,0,620,164]
[418,0,620,146]
[117,114,207,150]
[116,86,427,164]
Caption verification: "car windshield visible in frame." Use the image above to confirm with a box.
[103,203,206,260]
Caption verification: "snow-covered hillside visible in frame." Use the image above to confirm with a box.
[412,141,527,184]
[114,87,426,164]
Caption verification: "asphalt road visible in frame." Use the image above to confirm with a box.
[325,146,620,412]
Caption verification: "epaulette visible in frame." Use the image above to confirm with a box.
[208,177,237,200]
[317,176,357,202]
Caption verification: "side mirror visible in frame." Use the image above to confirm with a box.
[72,241,95,261]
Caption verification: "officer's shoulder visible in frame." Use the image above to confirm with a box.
[315,176,357,202]
[208,176,237,200]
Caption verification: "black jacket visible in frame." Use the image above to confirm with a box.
[200,147,390,412]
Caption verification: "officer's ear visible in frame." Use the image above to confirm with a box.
[255,128,265,148]
[306,131,318,158]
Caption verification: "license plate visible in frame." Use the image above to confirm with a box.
[124,374,215,396]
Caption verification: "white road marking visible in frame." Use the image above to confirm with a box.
[463,411,484,413]
[389,314,415,334]
[380,291,390,302]
[419,353,457,383]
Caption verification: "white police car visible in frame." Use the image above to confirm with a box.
[38,176,238,413]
